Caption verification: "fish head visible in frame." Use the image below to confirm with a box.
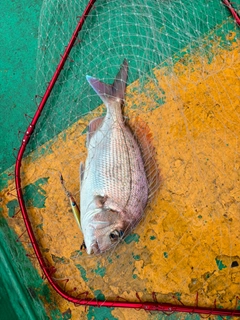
[85,209,128,254]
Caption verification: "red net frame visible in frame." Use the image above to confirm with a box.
[14,0,240,316]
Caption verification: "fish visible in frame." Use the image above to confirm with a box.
[80,59,148,254]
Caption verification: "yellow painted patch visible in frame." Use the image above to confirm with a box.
[1,34,240,319]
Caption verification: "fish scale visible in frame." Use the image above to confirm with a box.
[82,119,134,214]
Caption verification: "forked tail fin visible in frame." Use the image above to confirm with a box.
[86,59,128,105]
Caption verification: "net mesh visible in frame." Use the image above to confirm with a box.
[4,0,240,317]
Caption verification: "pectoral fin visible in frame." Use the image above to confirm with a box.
[87,117,104,146]
[94,195,108,208]
[80,162,85,184]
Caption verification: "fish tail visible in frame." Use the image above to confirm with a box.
[86,59,128,105]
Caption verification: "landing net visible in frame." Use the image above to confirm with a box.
[6,0,240,318]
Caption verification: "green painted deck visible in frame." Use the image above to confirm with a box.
[1,1,240,319]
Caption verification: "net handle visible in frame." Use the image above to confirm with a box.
[14,0,240,316]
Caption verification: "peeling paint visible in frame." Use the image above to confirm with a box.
[215,258,227,271]
[124,233,140,244]
[0,173,13,192]
[93,262,106,278]
[6,199,18,217]
[62,308,72,320]
[76,264,88,282]
[87,306,117,320]
[23,177,49,208]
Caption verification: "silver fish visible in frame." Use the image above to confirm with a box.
[80,60,148,254]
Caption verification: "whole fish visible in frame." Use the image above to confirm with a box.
[80,60,148,254]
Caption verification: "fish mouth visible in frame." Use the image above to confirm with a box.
[89,241,101,254]
[89,240,113,255]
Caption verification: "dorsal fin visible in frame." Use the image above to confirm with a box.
[130,117,162,200]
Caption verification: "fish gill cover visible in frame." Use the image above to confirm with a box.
[2,0,240,318]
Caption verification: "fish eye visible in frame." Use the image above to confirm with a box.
[109,231,118,241]
[109,230,119,241]
[109,230,124,241]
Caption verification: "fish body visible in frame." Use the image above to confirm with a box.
[80,60,148,254]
